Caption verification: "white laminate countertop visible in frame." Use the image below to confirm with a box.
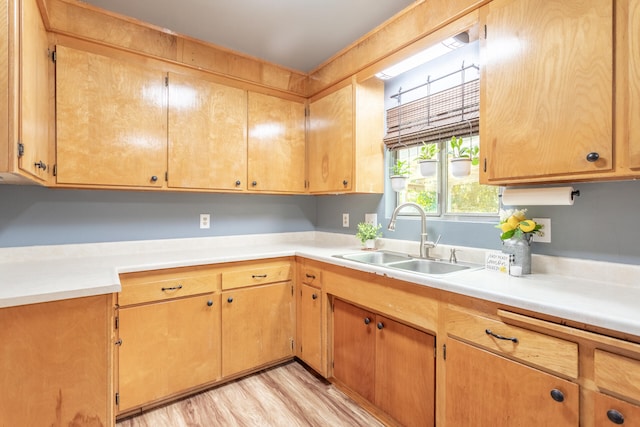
[1,231,639,338]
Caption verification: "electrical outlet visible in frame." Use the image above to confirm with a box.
[342,213,349,227]
[532,218,550,243]
[365,213,378,225]
[200,213,211,229]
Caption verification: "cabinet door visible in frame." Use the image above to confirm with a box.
[445,338,579,426]
[628,0,640,169]
[117,293,219,413]
[308,84,353,193]
[593,391,640,426]
[55,46,167,187]
[481,0,613,182]
[375,316,435,427]
[248,92,306,192]
[18,0,49,181]
[332,299,375,402]
[298,283,323,373]
[0,296,110,427]
[221,282,294,377]
[168,72,247,191]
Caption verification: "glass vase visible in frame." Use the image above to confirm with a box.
[501,234,533,274]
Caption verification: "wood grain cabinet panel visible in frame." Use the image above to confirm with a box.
[628,0,640,169]
[480,0,613,183]
[167,72,247,191]
[445,338,579,427]
[248,91,306,193]
[594,349,640,402]
[298,282,324,374]
[55,45,167,187]
[593,391,640,426]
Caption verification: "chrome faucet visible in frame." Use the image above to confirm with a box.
[387,202,441,259]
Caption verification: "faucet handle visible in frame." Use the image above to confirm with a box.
[449,248,460,263]
[426,234,441,247]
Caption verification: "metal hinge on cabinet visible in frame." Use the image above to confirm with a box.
[52,164,57,177]
[434,338,437,359]
[17,142,24,158]
[304,106,309,117]
[165,76,169,87]
[115,392,119,406]
[290,338,294,351]
[50,49,57,63]
[114,316,119,330]
[443,344,447,360]
[484,25,487,39]
[165,171,168,182]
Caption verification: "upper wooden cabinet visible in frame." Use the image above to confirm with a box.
[55,45,167,187]
[248,92,306,193]
[480,0,613,184]
[0,0,50,184]
[168,72,247,191]
[308,78,384,194]
[626,0,640,169]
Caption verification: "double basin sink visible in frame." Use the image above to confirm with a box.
[333,250,482,276]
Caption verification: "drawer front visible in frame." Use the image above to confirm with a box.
[300,265,321,287]
[221,261,292,290]
[446,307,578,378]
[119,273,218,306]
[595,349,640,401]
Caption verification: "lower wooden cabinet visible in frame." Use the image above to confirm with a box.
[593,391,640,426]
[333,298,436,427]
[0,295,111,426]
[296,259,325,375]
[221,281,295,377]
[117,293,220,413]
[445,338,579,426]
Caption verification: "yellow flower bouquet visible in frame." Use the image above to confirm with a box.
[496,208,544,241]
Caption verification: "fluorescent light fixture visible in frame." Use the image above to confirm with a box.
[376,32,470,80]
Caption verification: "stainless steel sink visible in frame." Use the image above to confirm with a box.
[386,259,472,275]
[333,250,481,276]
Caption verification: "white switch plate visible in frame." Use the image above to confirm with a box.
[365,213,378,225]
[200,213,211,229]
[342,213,349,227]
[532,217,550,243]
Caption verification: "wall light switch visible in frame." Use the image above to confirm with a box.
[532,218,550,243]
[342,213,349,227]
[365,213,378,225]
[200,213,211,229]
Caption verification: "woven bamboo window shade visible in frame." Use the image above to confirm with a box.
[383,76,479,151]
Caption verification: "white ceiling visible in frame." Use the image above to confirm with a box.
[82,0,417,72]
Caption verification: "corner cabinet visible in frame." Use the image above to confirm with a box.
[1,0,50,184]
[308,77,384,194]
[479,0,613,184]
[55,45,167,188]
[167,72,247,191]
[296,259,325,375]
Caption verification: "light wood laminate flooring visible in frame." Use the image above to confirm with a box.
[117,361,384,427]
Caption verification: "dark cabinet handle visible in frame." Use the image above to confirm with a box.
[227,297,233,303]
[364,317,371,325]
[252,274,267,279]
[485,329,518,343]
[151,175,158,182]
[34,161,47,170]
[311,293,318,300]
[550,389,565,403]
[235,180,241,186]
[377,322,384,330]
[161,284,183,291]
[305,273,316,279]
[342,180,348,186]
[607,409,625,424]
[586,152,600,162]
[207,300,213,307]
[252,181,257,187]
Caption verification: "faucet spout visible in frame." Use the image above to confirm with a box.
[387,202,439,259]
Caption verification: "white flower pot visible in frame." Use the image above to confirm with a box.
[419,160,438,177]
[363,239,376,250]
[450,158,471,177]
[390,175,408,192]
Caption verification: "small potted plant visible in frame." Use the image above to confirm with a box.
[417,142,439,177]
[449,136,479,177]
[496,208,544,274]
[390,159,410,191]
[356,222,382,250]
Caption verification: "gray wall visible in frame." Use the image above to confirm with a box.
[0,185,316,247]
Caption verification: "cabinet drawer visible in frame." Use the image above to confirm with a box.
[221,261,292,290]
[446,307,578,378]
[300,265,321,287]
[595,349,640,401]
[119,272,218,306]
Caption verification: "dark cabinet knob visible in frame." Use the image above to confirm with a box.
[252,181,257,187]
[207,300,213,307]
[311,293,318,300]
[364,317,371,325]
[34,161,47,171]
[550,389,565,402]
[342,180,348,186]
[235,180,241,186]
[586,152,600,162]
[607,409,625,424]
[377,322,384,330]
[227,297,233,303]
[151,175,158,182]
